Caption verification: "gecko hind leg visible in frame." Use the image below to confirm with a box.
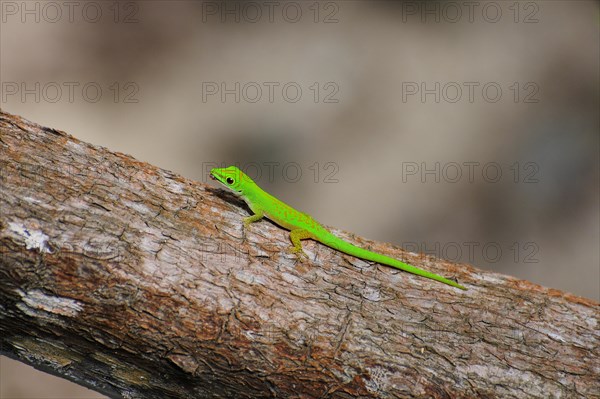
[288,229,313,261]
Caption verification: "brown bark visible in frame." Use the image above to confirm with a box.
[0,109,598,399]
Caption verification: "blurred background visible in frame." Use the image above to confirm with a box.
[1,1,598,397]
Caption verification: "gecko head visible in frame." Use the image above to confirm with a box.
[210,166,250,195]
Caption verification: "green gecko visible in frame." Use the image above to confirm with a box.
[210,166,466,290]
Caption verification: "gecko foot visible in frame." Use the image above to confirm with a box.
[288,246,309,262]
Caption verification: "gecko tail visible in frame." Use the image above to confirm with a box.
[323,233,467,290]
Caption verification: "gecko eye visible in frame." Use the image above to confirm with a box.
[226,177,235,185]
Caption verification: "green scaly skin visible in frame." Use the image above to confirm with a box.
[211,166,466,290]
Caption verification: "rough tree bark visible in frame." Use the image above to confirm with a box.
[0,109,598,399]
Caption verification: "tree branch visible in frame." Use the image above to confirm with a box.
[1,110,598,398]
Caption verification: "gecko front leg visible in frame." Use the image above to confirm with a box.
[241,209,264,241]
[243,211,264,227]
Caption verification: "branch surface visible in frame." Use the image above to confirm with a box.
[0,110,598,398]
